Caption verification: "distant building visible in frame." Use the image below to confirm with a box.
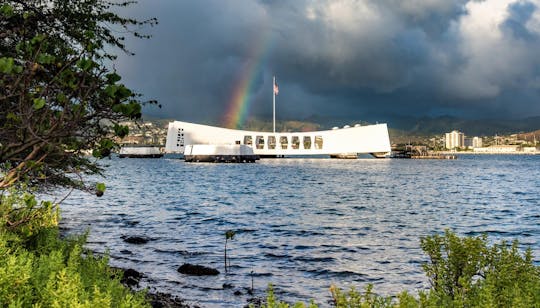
[473,145,521,153]
[472,137,483,148]
[465,136,483,149]
[523,146,540,153]
[464,138,472,148]
[445,130,464,149]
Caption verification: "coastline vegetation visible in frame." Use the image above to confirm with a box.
[1,0,156,306]
[0,187,148,306]
[256,230,540,308]
[1,1,539,308]
[224,230,236,273]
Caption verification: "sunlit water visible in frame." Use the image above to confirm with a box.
[59,155,540,307]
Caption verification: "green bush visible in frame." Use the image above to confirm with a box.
[420,230,540,307]
[0,187,59,239]
[0,190,149,307]
[330,284,417,308]
[263,230,540,308]
[0,228,149,307]
[255,284,317,308]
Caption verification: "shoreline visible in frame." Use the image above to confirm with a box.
[435,151,540,155]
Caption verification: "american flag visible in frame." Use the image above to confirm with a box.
[273,78,279,95]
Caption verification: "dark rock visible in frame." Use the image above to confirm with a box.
[177,263,220,276]
[222,283,234,289]
[147,292,190,308]
[120,249,133,255]
[245,296,263,308]
[124,268,143,279]
[233,290,243,296]
[124,276,139,287]
[121,268,143,287]
[122,236,149,244]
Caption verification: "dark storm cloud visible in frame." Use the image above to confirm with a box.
[502,1,537,40]
[114,0,540,124]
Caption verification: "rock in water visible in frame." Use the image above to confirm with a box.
[146,292,190,308]
[121,268,143,287]
[122,236,149,244]
[177,263,220,276]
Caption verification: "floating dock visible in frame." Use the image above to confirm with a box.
[391,146,457,159]
[184,144,259,163]
[411,154,456,159]
[119,145,163,158]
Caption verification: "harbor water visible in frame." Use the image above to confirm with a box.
[59,155,540,307]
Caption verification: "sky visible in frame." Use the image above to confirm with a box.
[113,0,540,127]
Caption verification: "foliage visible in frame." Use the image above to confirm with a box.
[224,229,235,273]
[0,189,148,307]
[226,230,236,240]
[263,230,540,308]
[330,284,417,308]
[420,230,488,303]
[0,0,157,191]
[0,228,149,307]
[0,2,157,306]
[253,284,317,308]
[96,182,106,197]
[0,186,59,238]
[420,230,540,307]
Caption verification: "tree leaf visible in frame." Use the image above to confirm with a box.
[113,124,129,138]
[33,98,46,110]
[225,230,235,240]
[96,182,106,192]
[76,58,94,71]
[96,182,106,197]
[0,4,14,17]
[0,57,14,74]
[106,73,121,84]
[37,53,55,64]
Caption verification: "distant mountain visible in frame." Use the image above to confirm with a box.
[517,129,540,143]
[387,115,540,136]
[303,114,540,136]
[142,113,540,137]
[242,118,321,132]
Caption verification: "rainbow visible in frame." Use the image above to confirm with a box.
[222,32,274,129]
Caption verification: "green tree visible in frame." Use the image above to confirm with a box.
[420,230,540,307]
[0,0,157,191]
[0,2,156,306]
[224,230,235,273]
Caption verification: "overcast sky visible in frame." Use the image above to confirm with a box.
[114,0,540,126]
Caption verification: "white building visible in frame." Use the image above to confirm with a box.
[445,130,465,149]
[522,146,540,153]
[472,137,483,148]
[165,121,392,158]
[473,145,521,153]
[465,136,483,149]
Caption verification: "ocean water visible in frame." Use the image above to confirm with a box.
[59,155,540,307]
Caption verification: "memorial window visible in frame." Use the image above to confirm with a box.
[280,136,288,149]
[256,136,265,149]
[315,136,323,149]
[291,136,300,149]
[244,135,252,146]
[303,136,312,149]
[268,136,276,149]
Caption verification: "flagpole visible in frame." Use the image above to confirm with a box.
[273,75,276,133]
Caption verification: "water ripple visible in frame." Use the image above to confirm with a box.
[59,155,540,307]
